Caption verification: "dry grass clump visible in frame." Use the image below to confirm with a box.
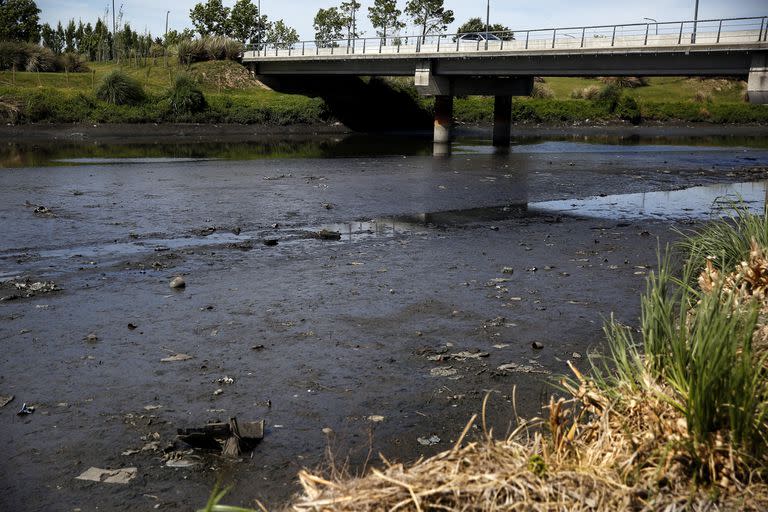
[570,85,601,100]
[694,90,713,103]
[531,83,555,99]
[598,76,649,88]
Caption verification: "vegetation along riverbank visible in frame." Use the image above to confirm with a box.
[1,58,767,126]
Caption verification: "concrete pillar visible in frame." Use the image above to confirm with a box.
[492,96,513,147]
[747,54,768,105]
[433,95,453,144]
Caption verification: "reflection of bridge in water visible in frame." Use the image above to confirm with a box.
[243,16,768,147]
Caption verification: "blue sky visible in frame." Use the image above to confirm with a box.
[38,0,766,40]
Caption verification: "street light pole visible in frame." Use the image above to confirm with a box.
[258,0,262,53]
[111,0,116,61]
[643,17,658,35]
[692,0,700,43]
[164,10,169,67]
[485,0,490,49]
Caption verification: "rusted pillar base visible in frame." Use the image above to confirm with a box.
[493,96,512,146]
[433,95,454,144]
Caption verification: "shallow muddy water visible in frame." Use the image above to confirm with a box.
[1,128,767,511]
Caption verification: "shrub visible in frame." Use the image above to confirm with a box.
[530,83,554,99]
[178,38,209,65]
[25,45,56,72]
[615,95,641,124]
[167,74,207,114]
[570,85,601,100]
[95,71,146,105]
[595,83,622,110]
[0,41,28,70]
[55,52,90,73]
[694,90,713,103]
[178,37,244,65]
[598,76,649,88]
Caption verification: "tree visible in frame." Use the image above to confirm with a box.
[313,7,344,48]
[64,19,76,53]
[165,28,195,46]
[0,0,41,42]
[368,0,404,41]
[266,19,298,49]
[404,0,454,43]
[190,0,230,37]
[339,1,361,43]
[229,0,269,45]
[455,17,513,40]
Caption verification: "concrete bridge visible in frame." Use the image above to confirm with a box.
[243,16,768,145]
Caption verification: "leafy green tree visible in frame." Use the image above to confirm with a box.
[40,22,55,49]
[455,17,513,40]
[165,28,195,46]
[266,19,299,49]
[190,0,230,36]
[229,0,269,44]
[64,19,76,52]
[54,21,65,53]
[0,0,41,42]
[368,0,404,41]
[339,1,361,42]
[313,7,344,47]
[404,0,454,42]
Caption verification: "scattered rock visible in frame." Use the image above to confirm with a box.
[169,276,185,289]
[84,333,99,343]
[76,467,137,484]
[216,376,235,385]
[572,352,582,359]
[367,415,385,423]
[127,323,138,330]
[263,239,279,246]
[213,388,223,396]
[502,267,514,274]
[531,341,544,350]
[314,229,341,241]
[0,395,14,408]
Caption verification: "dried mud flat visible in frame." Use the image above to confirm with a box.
[1,132,767,511]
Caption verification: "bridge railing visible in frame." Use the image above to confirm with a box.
[244,16,767,59]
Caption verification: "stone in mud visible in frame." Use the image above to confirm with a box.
[263,239,279,246]
[531,341,544,350]
[169,276,185,289]
[76,467,137,484]
[315,229,341,241]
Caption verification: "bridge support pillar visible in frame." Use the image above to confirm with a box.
[433,95,453,144]
[748,54,768,105]
[493,96,513,146]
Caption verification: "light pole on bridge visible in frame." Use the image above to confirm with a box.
[692,0,700,43]
[485,0,490,50]
[643,17,658,36]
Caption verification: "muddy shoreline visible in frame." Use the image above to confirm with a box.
[1,133,767,511]
[2,122,768,145]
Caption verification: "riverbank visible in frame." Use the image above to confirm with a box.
[2,61,767,127]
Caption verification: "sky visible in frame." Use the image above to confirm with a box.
[38,0,766,40]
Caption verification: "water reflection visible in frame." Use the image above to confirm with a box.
[3,131,768,168]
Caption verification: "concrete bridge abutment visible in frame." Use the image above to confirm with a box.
[748,54,768,104]
[415,60,532,146]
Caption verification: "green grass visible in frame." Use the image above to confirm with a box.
[591,208,768,482]
[0,60,765,125]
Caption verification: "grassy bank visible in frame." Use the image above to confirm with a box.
[277,207,768,511]
[0,59,766,126]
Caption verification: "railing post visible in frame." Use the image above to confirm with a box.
[456,36,460,52]
[476,38,480,51]
[717,20,723,43]
[379,38,383,53]
[331,45,334,55]
[437,36,441,52]
[552,29,557,48]
[525,31,530,49]
[302,41,305,55]
[611,26,616,47]
[581,27,585,48]
[759,17,766,42]
[275,45,278,56]
[362,38,366,54]
[417,37,421,52]
[678,22,684,45]
[765,17,768,41]
[644,24,649,45]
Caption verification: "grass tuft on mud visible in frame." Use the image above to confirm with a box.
[280,208,768,511]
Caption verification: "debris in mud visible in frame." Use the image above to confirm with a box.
[312,229,342,241]
[0,278,60,301]
[76,467,137,484]
[216,376,235,385]
[127,323,138,330]
[169,276,186,289]
[177,418,264,457]
[322,203,335,210]
[531,342,544,350]
[17,403,35,415]
[84,333,99,343]
[417,435,440,446]
[367,415,385,423]
[263,173,292,180]
[495,361,551,375]
[502,267,514,274]
[263,239,279,246]
[428,351,489,362]
[165,455,200,468]
[0,395,14,408]
[25,201,56,217]
[160,353,193,362]
[430,366,458,378]
[228,240,253,251]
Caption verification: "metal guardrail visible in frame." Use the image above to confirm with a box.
[244,16,768,59]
